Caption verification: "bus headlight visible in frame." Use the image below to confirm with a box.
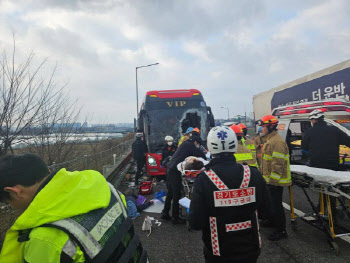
[147,156,157,166]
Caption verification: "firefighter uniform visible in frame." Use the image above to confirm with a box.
[259,115,291,240]
[231,124,258,168]
[261,130,291,187]
[242,137,257,156]
[238,124,257,157]
[235,141,258,168]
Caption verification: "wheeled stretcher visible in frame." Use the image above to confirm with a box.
[289,165,350,254]
[177,157,208,230]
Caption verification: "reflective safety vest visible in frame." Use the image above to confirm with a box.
[178,134,190,147]
[235,143,258,168]
[35,183,148,262]
[204,166,261,256]
[242,137,257,154]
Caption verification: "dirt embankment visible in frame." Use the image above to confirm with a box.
[0,204,21,249]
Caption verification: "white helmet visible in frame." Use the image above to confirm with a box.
[207,126,238,154]
[309,109,324,120]
[165,135,174,141]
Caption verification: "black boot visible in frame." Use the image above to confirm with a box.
[172,217,186,225]
[160,212,171,220]
[268,230,288,241]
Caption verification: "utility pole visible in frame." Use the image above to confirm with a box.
[221,107,229,120]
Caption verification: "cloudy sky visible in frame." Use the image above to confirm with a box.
[0,0,349,123]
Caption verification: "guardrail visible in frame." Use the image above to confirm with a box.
[48,139,133,173]
[105,150,133,187]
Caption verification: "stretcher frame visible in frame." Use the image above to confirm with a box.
[181,171,199,197]
[180,170,201,230]
[289,171,350,255]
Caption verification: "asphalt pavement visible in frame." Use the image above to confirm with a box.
[120,181,350,263]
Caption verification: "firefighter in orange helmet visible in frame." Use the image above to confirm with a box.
[230,124,258,168]
[258,115,291,241]
[192,127,200,136]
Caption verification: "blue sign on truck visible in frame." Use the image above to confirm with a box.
[271,67,350,109]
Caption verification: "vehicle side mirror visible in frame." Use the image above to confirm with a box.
[207,107,215,127]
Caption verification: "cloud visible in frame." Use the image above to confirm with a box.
[0,0,349,122]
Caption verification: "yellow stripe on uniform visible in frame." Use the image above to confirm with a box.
[272,152,289,160]
[235,153,253,161]
[270,172,281,181]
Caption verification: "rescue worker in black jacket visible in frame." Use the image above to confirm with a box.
[302,109,350,221]
[132,133,148,184]
[188,126,271,263]
[161,135,206,224]
[302,109,350,170]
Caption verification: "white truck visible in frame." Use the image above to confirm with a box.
[253,60,350,167]
[253,59,350,121]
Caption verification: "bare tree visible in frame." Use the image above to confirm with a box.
[25,92,86,165]
[0,40,69,156]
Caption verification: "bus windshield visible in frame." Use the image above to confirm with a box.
[139,90,214,153]
[145,108,208,153]
[143,102,209,153]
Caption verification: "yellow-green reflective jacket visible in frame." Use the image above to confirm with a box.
[242,137,257,154]
[261,131,292,186]
[178,134,190,147]
[0,168,133,263]
[235,142,258,168]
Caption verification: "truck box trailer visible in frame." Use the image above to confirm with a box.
[253,59,350,121]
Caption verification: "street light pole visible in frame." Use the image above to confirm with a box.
[135,63,159,117]
[136,69,138,118]
[221,107,229,120]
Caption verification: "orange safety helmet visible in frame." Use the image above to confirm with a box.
[230,124,244,137]
[192,127,200,134]
[258,115,278,126]
[238,123,247,130]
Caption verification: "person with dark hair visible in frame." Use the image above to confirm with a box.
[132,132,148,184]
[184,158,205,170]
[0,154,147,263]
[188,126,271,263]
[258,115,291,241]
[161,136,206,224]
[124,188,153,212]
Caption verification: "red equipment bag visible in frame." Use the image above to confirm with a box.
[139,181,153,195]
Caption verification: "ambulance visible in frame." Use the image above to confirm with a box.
[271,99,350,168]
